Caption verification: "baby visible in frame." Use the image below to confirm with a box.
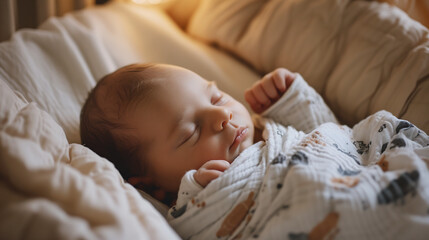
[80,63,328,202]
[81,63,429,239]
[83,64,270,188]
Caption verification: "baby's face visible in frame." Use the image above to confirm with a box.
[130,65,254,192]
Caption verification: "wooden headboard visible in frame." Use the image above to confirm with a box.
[0,0,107,42]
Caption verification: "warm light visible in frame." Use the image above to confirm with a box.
[131,0,170,4]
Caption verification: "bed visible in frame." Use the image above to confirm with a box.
[0,0,428,239]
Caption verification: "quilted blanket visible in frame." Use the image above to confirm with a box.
[187,0,429,132]
[168,111,429,239]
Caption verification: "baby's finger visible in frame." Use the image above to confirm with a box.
[261,78,280,100]
[244,89,264,113]
[202,159,231,171]
[194,169,223,187]
[285,72,296,88]
[252,84,271,107]
[272,71,287,93]
[244,88,256,105]
[244,89,263,113]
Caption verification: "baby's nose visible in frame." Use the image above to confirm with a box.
[213,108,232,132]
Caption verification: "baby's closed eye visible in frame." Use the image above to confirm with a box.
[177,124,200,147]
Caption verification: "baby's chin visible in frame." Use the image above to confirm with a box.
[229,139,253,163]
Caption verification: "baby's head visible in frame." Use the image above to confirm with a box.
[80,63,254,192]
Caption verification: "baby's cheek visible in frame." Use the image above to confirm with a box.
[197,143,228,162]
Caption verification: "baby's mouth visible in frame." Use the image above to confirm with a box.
[229,127,249,151]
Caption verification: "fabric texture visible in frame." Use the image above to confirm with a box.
[168,77,429,239]
[0,78,179,239]
[187,0,429,132]
[174,170,204,211]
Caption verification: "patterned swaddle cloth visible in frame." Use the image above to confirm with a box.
[168,111,429,240]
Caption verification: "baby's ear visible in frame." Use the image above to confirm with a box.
[127,176,154,186]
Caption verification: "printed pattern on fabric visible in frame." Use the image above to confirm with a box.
[168,111,429,240]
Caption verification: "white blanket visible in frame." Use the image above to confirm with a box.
[0,79,180,239]
[169,111,429,239]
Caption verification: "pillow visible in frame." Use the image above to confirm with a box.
[0,79,179,239]
[187,0,429,132]
[167,0,201,29]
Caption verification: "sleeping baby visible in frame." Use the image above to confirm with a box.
[80,63,429,239]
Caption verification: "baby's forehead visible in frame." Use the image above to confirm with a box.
[99,65,211,109]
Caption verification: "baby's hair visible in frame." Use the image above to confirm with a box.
[80,63,157,180]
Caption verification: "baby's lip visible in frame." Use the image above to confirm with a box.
[229,127,249,151]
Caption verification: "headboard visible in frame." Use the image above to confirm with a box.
[2,0,427,43]
[0,0,201,42]
[0,0,100,42]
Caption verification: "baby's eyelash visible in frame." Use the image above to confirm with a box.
[212,94,228,105]
[183,132,193,143]
[179,125,199,147]
[212,95,221,104]
[191,125,200,146]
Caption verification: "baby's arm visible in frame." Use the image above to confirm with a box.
[175,160,230,208]
[245,68,338,133]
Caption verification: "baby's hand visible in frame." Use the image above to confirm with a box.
[244,68,296,114]
[194,160,230,187]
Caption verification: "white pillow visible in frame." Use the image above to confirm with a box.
[187,0,429,132]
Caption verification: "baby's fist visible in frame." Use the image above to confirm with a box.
[194,160,230,187]
[245,68,296,114]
